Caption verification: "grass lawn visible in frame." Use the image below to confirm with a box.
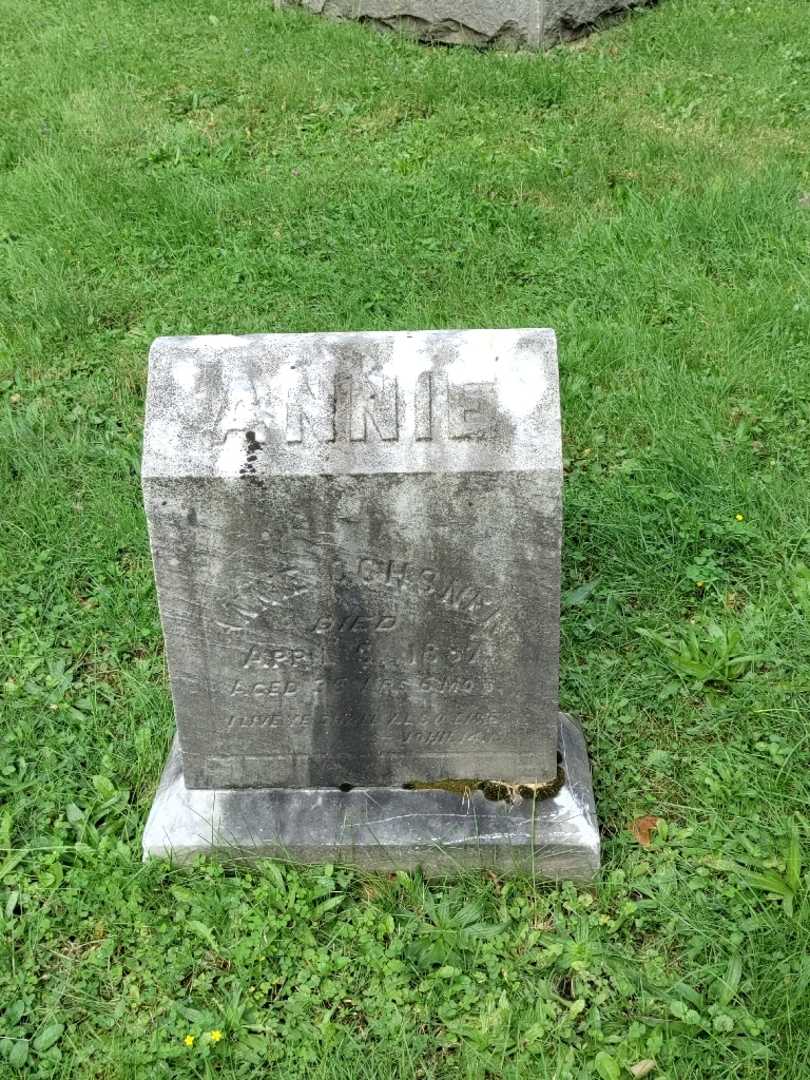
[1,0,809,1075]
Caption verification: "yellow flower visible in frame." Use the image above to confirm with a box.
[209,1030,223,1043]
[696,580,705,588]
[735,513,744,522]
[183,1035,195,1047]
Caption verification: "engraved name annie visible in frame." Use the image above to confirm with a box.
[218,367,500,445]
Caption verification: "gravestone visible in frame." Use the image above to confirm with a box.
[141,329,599,879]
[282,0,649,50]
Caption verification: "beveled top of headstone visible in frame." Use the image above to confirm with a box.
[142,329,559,479]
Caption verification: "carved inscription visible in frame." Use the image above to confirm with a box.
[448,381,497,439]
[354,557,503,626]
[205,545,508,750]
[242,645,314,670]
[226,712,314,732]
[219,367,500,446]
[350,372,398,441]
[311,614,397,634]
[230,678,298,697]
[225,709,500,741]
[285,373,335,444]
[415,370,432,441]
[210,555,503,636]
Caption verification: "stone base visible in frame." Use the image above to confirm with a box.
[142,714,599,880]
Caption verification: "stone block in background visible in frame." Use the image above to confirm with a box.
[284,0,649,49]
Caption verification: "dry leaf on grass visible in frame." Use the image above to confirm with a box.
[629,1060,657,1078]
[631,816,661,847]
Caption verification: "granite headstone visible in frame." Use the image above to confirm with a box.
[141,329,599,878]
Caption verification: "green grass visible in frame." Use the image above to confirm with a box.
[1,0,809,1075]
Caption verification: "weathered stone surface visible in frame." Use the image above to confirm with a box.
[142,329,561,789]
[284,0,649,49]
[142,712,600,880]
